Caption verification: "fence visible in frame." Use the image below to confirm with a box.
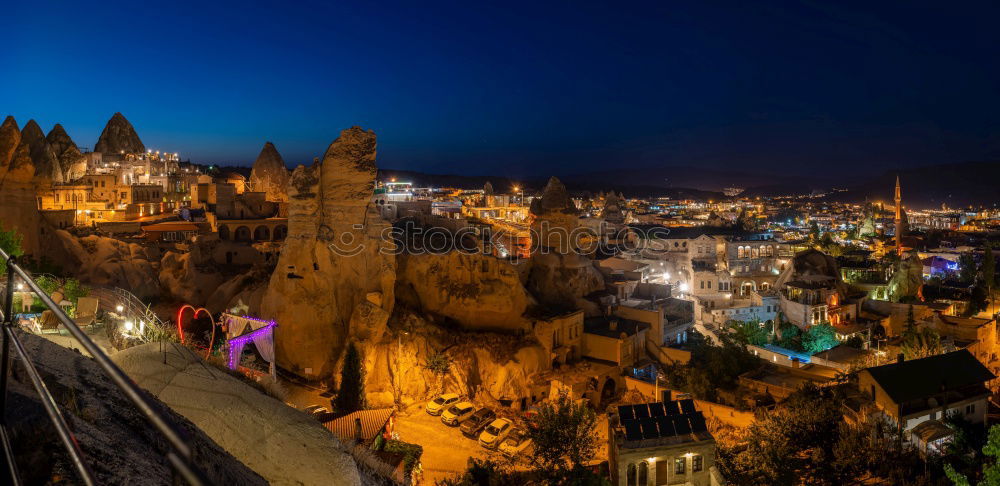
[0,249,209,485]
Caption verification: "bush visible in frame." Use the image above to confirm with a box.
[383,439,423,475]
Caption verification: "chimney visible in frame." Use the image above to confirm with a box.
[897,353,904,364]
[355,417,363,442]
[609,320,618,331]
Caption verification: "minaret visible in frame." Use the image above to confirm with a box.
[894,175,903,255]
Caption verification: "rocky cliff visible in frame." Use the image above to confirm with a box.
[395,250,534,332]
[249,141,290,202]
[113,343,364,485]
[260,127,395,379]
[46,123,86,181]
[8,332,265,485]
[360,308,548,410]
[94,112,145,154]
[0,116,43,256]
[20,119,63,184]
[46,230,162,298]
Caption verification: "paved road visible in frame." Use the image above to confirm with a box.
[393,406,489,484]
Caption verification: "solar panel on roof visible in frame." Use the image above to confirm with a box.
[672,415,692,435]
[679,399,696,414]
[655,416,676,437]
[688,414,707,433]
[665,401,680,415]
[624,421,643,441]
[640,418,659,439]
[634,405,650,419]
[618,405,635,421]
[648,402,666,417]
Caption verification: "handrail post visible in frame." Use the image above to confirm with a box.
[1,256,22,484]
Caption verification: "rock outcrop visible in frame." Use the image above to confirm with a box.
[46,231,161,298]
[395,250,534,332]
[361,310,548,409]
[249,141,290,202]
[159,248,226,306]
[260,127,395,379]
[775,248,849,295]
[602,191,624,224]
[20,119,63,184]
[94,112,145,155]
[46,123,86,181]
[9,332,266,485]
[0,116,43,256]
[524,177,604,311]
[113,343,362,485]
[888,254,924,302]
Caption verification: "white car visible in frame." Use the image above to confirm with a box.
[426,393,460,416]
[499,428,533,457]
[478,418,513,449]
[441,401,476,426]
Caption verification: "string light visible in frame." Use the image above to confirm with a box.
[227,320,276,369]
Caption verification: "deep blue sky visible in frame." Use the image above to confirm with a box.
[4,0,1000,178]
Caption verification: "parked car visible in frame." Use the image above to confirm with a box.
[499,428,533,457]
[441,401,476,426]
[426,393,460,416]
[461,408,496,438]
[478,418,513,449]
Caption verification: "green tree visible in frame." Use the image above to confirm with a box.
[729,319,769,346]
[905,304,916,333]
[333,342,365,415]
[983,243,995,315]
[959,253,978,284]
[945,424,1000,486]
[0,223,23,275]
[801,324,839,354]
[526,397,600,480]
[901,326,941,360]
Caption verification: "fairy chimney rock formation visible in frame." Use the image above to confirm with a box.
[46,124,86,181]
[0,116,42,256]
[94,112,145,155]
[525,176,604,313]
[249,142,290,202]
[260,127,395,379]
[20,120,63,184]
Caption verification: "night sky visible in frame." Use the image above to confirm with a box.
[5,0,1000,178]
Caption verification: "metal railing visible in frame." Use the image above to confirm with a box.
[0,249,210,485]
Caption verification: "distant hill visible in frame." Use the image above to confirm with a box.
[377,168,723,200]
[819,161,1000,208]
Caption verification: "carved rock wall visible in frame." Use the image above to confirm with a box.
[260,127,395,379]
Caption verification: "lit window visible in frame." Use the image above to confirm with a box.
[692,454,703,472]
[674,457,686,474]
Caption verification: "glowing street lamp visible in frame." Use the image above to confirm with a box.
[115,304,124,313]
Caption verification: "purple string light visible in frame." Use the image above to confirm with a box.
[227,319,276,369]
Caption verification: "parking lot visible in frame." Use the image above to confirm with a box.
[393,404,490,483]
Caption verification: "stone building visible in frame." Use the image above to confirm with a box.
[609,400,722,486]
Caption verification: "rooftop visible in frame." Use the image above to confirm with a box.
[584,316,650,338]
[864,350,995,404]
[614,400,712,449]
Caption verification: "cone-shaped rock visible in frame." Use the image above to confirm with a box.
[0,116,42,257]
[249,142,290,202]
[20,120,63,184]
[45,123,77,156]
[94,112,145,155]
[46,123,86,181]
[0,116,21,177]
[530,176,576,215]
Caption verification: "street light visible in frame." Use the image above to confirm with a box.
[115,304,124,313]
